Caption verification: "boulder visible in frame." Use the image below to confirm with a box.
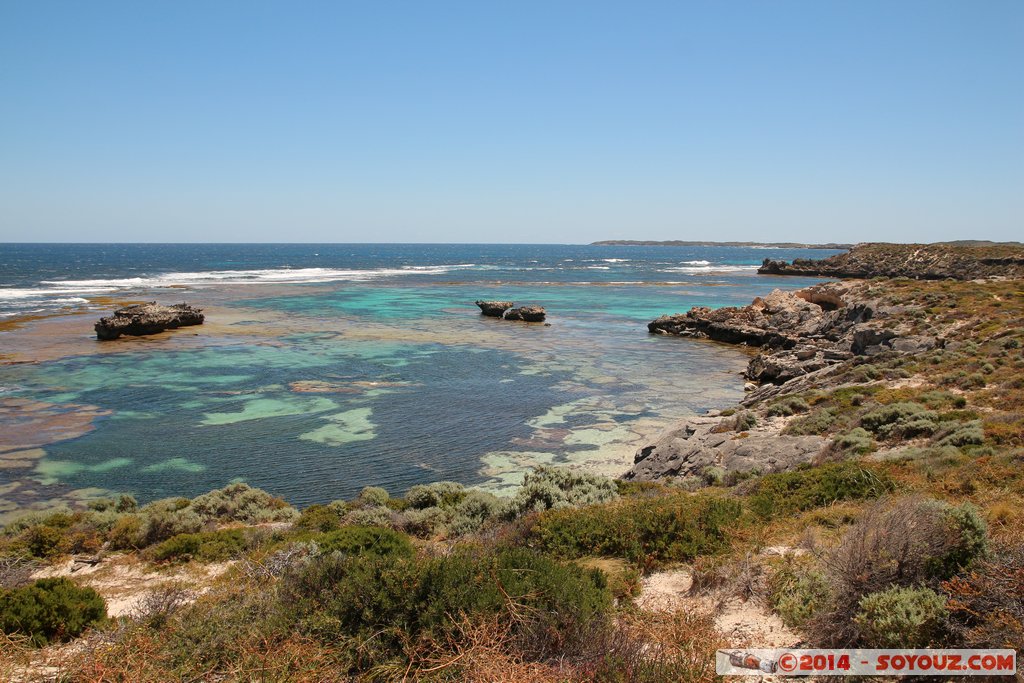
[475,300,514,317]
[505,305,546,322]
[624,416,827,482]
[95,303,204,341]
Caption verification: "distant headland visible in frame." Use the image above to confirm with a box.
[591,240,853,249]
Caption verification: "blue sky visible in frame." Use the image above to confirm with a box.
[1,1,1021,243]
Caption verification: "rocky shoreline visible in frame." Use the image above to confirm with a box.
[758,241,1024,279]
[627,270,1020,483]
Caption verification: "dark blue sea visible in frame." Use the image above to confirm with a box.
[0,243,838,517]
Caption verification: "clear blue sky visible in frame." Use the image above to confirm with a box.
[1,1,1021,243]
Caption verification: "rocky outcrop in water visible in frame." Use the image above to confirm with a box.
[758,242,1024,280]
[647,283,943,384]
[475,301,514,317]
[475,301,546,322]
[95,303,205,340]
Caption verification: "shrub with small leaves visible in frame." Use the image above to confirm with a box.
[315,525,413,558]
[404,481,466,509]
[854,586,948,648]
[357,486,390,506]
[502,466,619,519]
[190,483,298,524]
[833,427,874,454]
[767,397,810,418]
[748,462,893,519]
[0,577,106,646]
[861,402,939,439]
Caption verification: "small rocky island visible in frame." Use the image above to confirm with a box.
[95,303,205,340]
[475,300,546,322]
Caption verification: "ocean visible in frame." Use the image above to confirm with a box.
[0,243,838,517]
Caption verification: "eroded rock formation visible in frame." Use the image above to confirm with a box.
[95,303,204,340]
[475,301,546,322]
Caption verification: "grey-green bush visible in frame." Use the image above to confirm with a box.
[502,466,618,519]
[855,586,948,647]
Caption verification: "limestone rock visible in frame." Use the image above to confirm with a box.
[95,303,204,341]
[475,300,514,317]
[625,416,827,482]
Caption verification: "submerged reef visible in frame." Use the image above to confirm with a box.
[94,303,204,340]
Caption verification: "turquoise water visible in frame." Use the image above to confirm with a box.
[0,244,835,513]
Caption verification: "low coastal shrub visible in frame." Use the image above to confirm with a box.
[356,486,390,506]
[281,546,610,662]
[0,577,106,646]
[189,483,298,524]
[147,529,248,563]
[405,481,466,509]
[502,466,619,519]
[936,420,985,447]
[782,408,838,435]
[766,396,810,417]
[861,402,939,439]
[747,462,893,519]
[294,504,345,532]
[527,493,742,567]
[854,586,948,648]
[315,526,413,558]
[768,557,830,628]
[833,427,874,454]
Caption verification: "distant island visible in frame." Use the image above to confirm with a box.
[591,240,853,249]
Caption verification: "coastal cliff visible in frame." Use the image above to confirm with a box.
[758,241,1024,280]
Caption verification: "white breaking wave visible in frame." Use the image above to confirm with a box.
[659,265,760,274]
[601,258,630,263]
[681,260,711,265]
[0,264,480,305]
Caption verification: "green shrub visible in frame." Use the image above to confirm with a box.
[767,397,810,417]
[855,586,948,648]
[748,463,893,519]
[502,466,619,519]
[783,408,837,435]
[769,558,830,628]
[342,506,394,528]
[448,490,501,536]
[833,427,874,454]
[936,420,985,447]
[315,526,413,558]
[399,506,448,537]
[528,493,742,567]
[190,483,298,524]
[357,486,390,506]
[931,503,988,578]
[733,411,758,431]
[0,578,106,646]
[861,402,939,439]
[147,529,248,563]
[404,481,466,509]
[294,504,344,533]
[282,547,610,660]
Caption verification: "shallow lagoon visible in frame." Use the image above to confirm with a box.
[0,245,834,515]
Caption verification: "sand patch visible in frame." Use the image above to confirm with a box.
[32,554,234,617]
